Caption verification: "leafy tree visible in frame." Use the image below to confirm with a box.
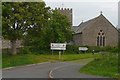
[25,9,73,52]
[2,2,72,55]
[22,2,51,51]
[2,2,28,55]
[2,2,50,55]
[43,10,73,49]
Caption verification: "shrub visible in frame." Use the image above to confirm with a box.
[19,47,31,54]
[65,45,79,54]
[87,46,119,53]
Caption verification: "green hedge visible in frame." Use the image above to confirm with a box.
[3,45,118,55]
[65,45,119,54]
[87,46,119,53]
[65,45,79,54]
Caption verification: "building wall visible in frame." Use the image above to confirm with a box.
[82,15,118,47]
[73,33,82,45]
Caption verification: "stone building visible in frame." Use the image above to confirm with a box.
[73,13,119,47]
[56,8,119,47]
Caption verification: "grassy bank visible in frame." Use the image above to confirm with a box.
[80,52,119,78]
[2,53,98,68]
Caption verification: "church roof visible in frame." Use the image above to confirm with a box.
[75,18,96,34]
[72,26,79,32]
[73,13,109,34]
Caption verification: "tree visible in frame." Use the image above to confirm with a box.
[43,10,73,48]
[2,2,50,55]
[2,2,27,55]
[25,9,73,52]
[23,2,51,51]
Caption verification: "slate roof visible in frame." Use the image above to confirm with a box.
[72,26,79,32]
[73,14,102,34]
[72,13,119,34]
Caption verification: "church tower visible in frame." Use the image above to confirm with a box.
[55,8,73,29]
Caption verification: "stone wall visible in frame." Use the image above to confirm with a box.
[0,38,22,49]
[73,33,82,45]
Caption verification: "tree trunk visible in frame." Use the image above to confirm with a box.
[11,40,17,55]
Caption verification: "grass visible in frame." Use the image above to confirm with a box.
[61,53,98,61]
[2,53,97,68]
[80,52,119,78]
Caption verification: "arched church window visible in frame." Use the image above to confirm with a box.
[103,36,105,46]
[97,36,100,46]
[96,30,105,47]
[100,30,103,32]
[100,36,102,46]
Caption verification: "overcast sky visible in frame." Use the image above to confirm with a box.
[44,0,119,27]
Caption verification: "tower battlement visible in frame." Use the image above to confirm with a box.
[55,7,72,11]
[54,7,73,27]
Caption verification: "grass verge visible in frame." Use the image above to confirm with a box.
[80,53,119,78]
[3,53,97,68]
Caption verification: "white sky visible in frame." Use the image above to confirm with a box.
[44,0,119,27]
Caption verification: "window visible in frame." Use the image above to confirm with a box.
[96,30,105,47]
[103,36,105,46]
[97,36,100,46]
[100,30,103,32]
[100,36,102,46]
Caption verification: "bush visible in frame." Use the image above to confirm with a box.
[87,46,119,53]
[19,47,31,54]
[2,49,10,55]
[65,45,79,54]
[27,46,51,54]
[2,48,21,55]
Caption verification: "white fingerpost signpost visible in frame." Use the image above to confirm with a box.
[50,43,66,59]
[79,47,88,53]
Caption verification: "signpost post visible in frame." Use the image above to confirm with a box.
[59,51,61,59]
[50,43,66,59]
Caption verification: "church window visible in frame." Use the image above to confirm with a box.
[96,30,105,47]
[100,30,103,32]
[97,36,100,46]
[103,36,105,46]
[100,36,102,46]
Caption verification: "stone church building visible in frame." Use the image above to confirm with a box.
[56,8,119,47]
[73,13,119,47]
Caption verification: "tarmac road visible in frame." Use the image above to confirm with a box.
[2,62,65,78]
[2,58,108,79]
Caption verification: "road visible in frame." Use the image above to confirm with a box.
[2,58,107,78]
